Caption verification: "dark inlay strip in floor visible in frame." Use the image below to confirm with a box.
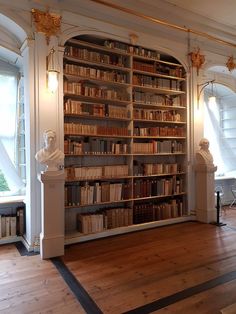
[51,257,103,314]
[123,270,236,314]
[15,241,39,256]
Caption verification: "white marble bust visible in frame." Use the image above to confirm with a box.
[35,129,64,172]
[195,138,214,165]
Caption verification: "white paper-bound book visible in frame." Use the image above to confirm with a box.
[1,216,6,237]
[10,216,17,236]
[5,216,10,237]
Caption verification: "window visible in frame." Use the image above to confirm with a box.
[204,83,236,176]
[0,62,25,196]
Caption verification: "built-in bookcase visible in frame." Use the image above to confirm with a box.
[63,35,188,244]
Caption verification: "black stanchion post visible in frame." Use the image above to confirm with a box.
[211,190,226,227]
[216,191,220,225]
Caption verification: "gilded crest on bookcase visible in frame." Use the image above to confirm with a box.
[189,48,205,75]
[31,9,61,45]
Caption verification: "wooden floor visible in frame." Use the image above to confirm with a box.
[63,219,236,314]
[0,245,85,314]
[1,212,236,313]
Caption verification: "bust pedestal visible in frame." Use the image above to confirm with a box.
[195,164,217,223]
[38,170,65,259]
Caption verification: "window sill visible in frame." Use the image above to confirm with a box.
[0,195,25,205]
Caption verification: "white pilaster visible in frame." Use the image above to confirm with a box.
[195,164,217,223]
[39,171,65,259]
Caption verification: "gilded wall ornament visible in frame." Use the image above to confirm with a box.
[31,9,61,45]
[189,48,205,75]
[226,56,236,72]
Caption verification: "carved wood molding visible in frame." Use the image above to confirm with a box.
[31,9,61,45]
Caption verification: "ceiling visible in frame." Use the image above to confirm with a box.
[165,0,236,28]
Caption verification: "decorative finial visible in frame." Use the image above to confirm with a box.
[226,56,236,72]
[31,9,61,45]
[129,33,139,45]
[189,48,205,75]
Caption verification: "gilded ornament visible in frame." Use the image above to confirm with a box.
[31,9,61,45]
[226,56,236,72]
[189,48,205,75]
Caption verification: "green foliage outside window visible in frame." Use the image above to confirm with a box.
[0,169,9,191]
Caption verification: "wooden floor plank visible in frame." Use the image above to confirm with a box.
[155,279,236,314]
[63,220,236,313]
[1,211,236,314]
[0,247,85,314]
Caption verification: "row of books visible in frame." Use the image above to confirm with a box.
[65,44,128,67]
[156,63,184,78]
[104,40,161,60]
[133,140,184,154]
[133,91,185,106]
[133,176,183,198]
[133,75,182,91]
[64,139,184,155]
[76,198,184,234]
[64,139,128,155]
[0,207,25,238]
[133,126,185,137]
[133,199,183,224]
[65,182,131,206]
[64,100,130,119]
[133,162,180,176]
[64,63,128,83]
[64,100,106,116]
[64,81,130,101]
[133,61,184,78]
[64,123,129,136]
[133,108,182,122]
[77,207,133,234]
[65,164,129,180]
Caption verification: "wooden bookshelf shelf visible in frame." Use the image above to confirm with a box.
[132,152,186,156]
[132,85,185,95]
[133,102,186,110]
[64,35,188,242]
[0,235,22,245]
[133,136,186,139]
[132,54,184,67]
[64,113,130,122]
[65,215,191,245]
[65,198,133,209]
[133,69,186,81]
[64,73,131,88]
[64,93,131,105]
[133,172,186,179]
[133,119,186,124]
[64,55,131,72]
[65,175,133,182]
[65,153,132,157]
[64,133,132,139]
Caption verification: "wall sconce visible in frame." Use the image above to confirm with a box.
[47,48,59,93]
[197,79,216,109]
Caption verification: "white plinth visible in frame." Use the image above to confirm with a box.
[38,171,65,259]
[195,164,217,223]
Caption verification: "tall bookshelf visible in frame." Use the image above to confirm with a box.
[63,35,188,244]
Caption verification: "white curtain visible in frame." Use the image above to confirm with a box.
[0,139,23,191]
[0,71,24,193]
